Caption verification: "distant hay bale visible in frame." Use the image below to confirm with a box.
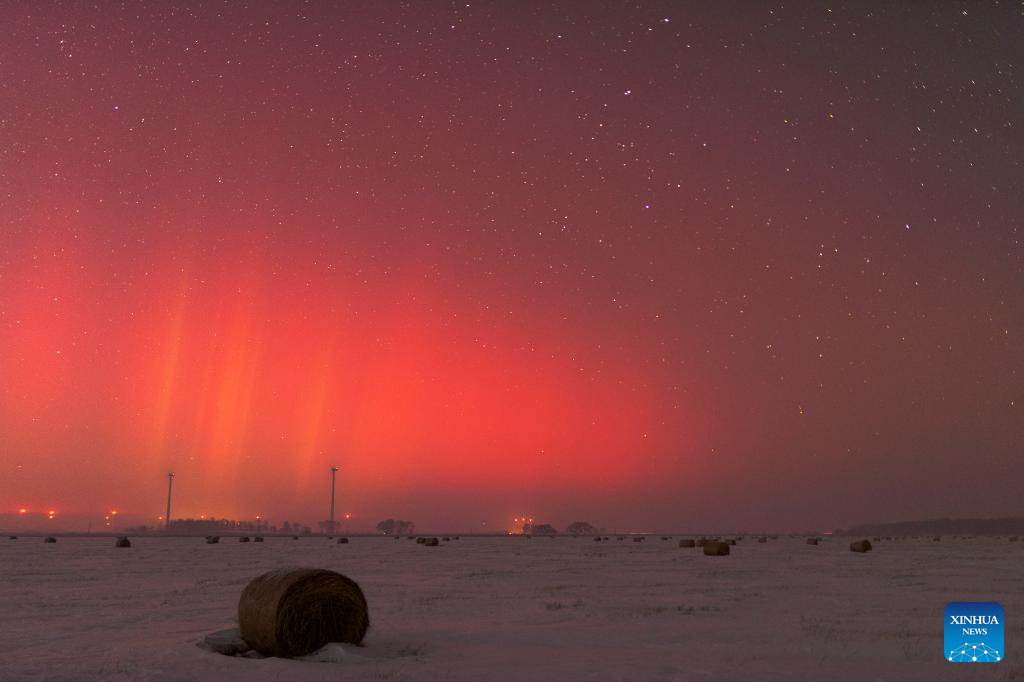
[8,535,16,540]
[933,537,941,542]
[703,541,730,556]
[617,537,624,541]
[337,538,349,544]
[632,537,643,543]
[443,537,451,541]
[416,537,426,544]
[679,539,695,548]
[806,538,819,545]
[206,536,220,544]
[661,536,669,541]
[44,537,57,543]
[873,537,881,542]
[292,536,299,540]
[593,537,602,542]
[726,539,736,546]
[238,567,369,657]
[850,539,872,553]
[1010,537,1019,542]
[757,537,767,543]
[453,536,460,540]
[254,537,264,543]
[423,537,440,547]
[115,536,131,548]
[240,536,251,543]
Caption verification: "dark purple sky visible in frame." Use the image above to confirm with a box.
[0,2,1021,532]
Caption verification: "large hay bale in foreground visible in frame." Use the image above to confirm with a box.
[850,539,872,553]
[206,536,220,544]
[679,539,695,548]
[238,568,369,657]
[703,541,730,556]
[806,538,819,545]
[115,536,131,548]
[44,537,57,543]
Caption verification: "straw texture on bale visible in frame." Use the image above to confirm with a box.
[238,567,369,657]
[115,536,131,548]
[679,539,695,548]
[850,539,872,553]
[206,536,220,544]
[703,541,730,556]
[806,538,819,545]
[44,537,57,543]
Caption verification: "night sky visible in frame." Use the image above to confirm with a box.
[1,2,1021,532]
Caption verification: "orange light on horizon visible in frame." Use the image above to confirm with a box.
[18,508,28,514]
[344,512,352,519]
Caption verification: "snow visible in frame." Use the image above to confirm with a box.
[1,535,1021,680]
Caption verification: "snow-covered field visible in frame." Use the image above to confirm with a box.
[1,534,1021,681]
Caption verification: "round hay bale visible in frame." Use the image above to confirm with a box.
[238,567,369,657]
[679,539,695,548]
[415,537,426,544]
[9,535,17,540]
[806,538,819,545]
[1010,537,1019,542]
[873,536,881,542]
[757,537,767,543]
[442,537,451,541]
[206,536,220,544]
[240,536,251,543]
[453,536,460,540]
[850,539,872,553]
[115,536,131,548]
[423,537,440,547]
[293,536,299,540]
[933,537,941,542]
[254,537,265,543]
[703,541,730,556]
[593,536,602,542]
[44,537,57,543]
[337,537,349,544]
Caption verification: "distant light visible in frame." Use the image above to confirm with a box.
[18,508,27,514]
[344,513,352,519]
[111,510,118,515]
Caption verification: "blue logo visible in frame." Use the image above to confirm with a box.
[945,602,1004,662]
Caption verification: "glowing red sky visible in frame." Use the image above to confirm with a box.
[1,3,1021,531]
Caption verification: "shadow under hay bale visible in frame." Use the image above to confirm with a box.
[44,537,57,543]
[206,536,220,544]
[254,537,264,543]
[238,567,369,657]
[423,537,440,547]
[115,536,131,548]
[703,541,730,556]
[850,539,872,553]
[679,539,695,548]
[337,538,349,544]
[240,536,251,543]
[806,538,820,545]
